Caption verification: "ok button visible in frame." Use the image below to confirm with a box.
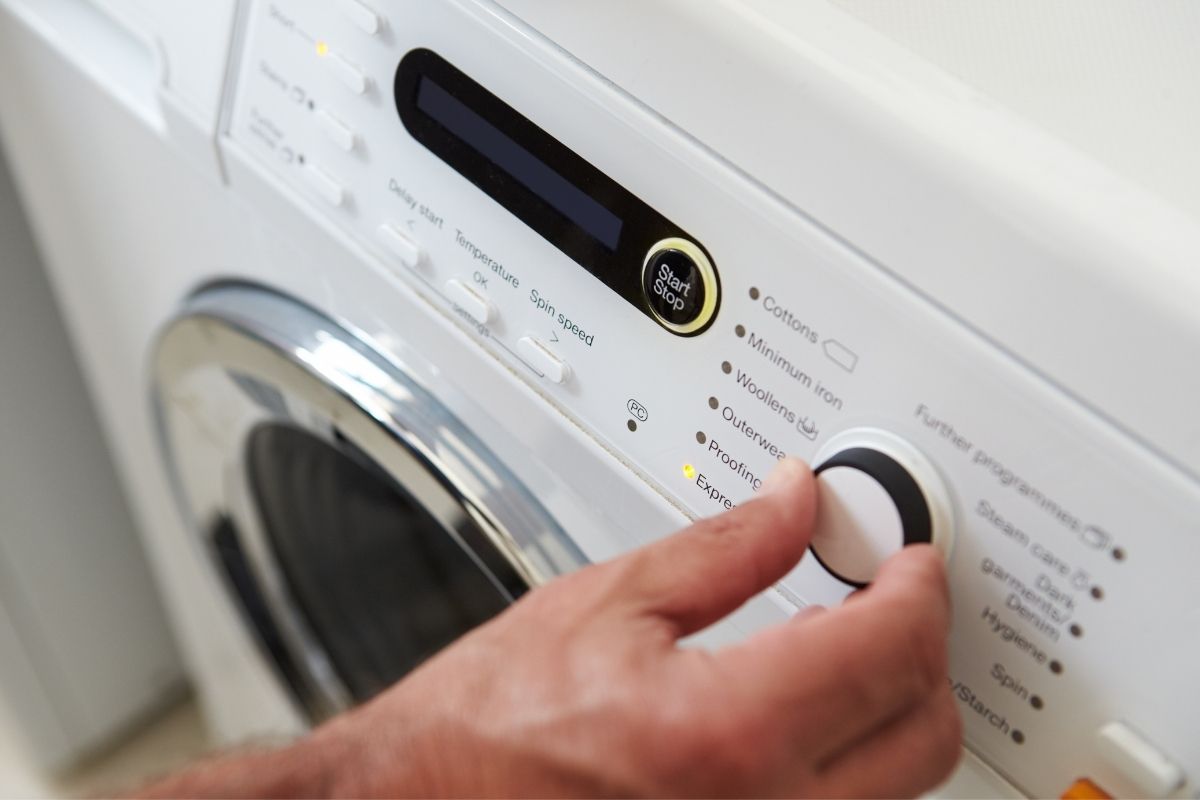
[641,238,720,336]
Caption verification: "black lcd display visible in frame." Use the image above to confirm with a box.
[395,49,719,336]
[415,76,623,251]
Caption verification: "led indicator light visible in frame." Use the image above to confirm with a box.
[682,464,696,479]
[316,41,330,57]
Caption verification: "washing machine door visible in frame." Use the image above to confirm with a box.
[153,284,584,721]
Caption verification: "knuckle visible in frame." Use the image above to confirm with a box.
[515,562,627,629]
[895,694,963,797]
[898,603,949,694]
[929,692,965,772]
[520,570,582,613]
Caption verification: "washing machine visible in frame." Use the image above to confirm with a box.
[1,1,1198,797]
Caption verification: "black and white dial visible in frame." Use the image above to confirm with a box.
[810,429,954,587]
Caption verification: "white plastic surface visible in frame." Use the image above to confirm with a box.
[830,0,1200,220]
[494,0,1200,483]
[811,467,903,585]
[1096,722,1185,798]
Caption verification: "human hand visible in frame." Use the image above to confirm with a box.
[313,457,961,797]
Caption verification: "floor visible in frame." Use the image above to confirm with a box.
[0,695,211,798]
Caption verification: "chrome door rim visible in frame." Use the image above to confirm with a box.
[152,282,583,719]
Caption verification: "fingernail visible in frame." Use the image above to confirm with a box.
[762,457,805,495]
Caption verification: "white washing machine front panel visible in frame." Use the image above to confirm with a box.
[0,0,704,749]
[221,2,1200,796]
[0,0,1197,797]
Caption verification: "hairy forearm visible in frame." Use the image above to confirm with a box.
[125,460,959,798]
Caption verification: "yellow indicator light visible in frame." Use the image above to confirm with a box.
[682,464,696,480]
[316,41,330,57]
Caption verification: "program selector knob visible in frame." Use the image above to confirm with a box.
[810,429,954,587]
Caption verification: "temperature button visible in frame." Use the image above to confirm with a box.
[444,279,493,323]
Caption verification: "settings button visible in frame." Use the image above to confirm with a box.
[641,238,720,336]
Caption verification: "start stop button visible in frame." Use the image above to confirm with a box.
[641,238,720,335]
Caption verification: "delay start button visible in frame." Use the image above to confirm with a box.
[641,237,720,336]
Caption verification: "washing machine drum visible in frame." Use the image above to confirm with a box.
[153,284,581,721]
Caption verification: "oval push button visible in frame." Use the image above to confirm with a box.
[516,337,570,385]
[641,238,719,335]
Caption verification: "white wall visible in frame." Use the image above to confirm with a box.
[0,151,184,774]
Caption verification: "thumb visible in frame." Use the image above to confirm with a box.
[617,458,816,637]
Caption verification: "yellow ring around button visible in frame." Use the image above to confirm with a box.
[642,237,720,335]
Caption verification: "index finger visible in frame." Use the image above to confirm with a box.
[717,545,951,762]
[610,458,817,638]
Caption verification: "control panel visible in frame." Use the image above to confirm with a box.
[225,1,1199,797]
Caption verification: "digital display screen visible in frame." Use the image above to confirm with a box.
[416,76,623,251]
